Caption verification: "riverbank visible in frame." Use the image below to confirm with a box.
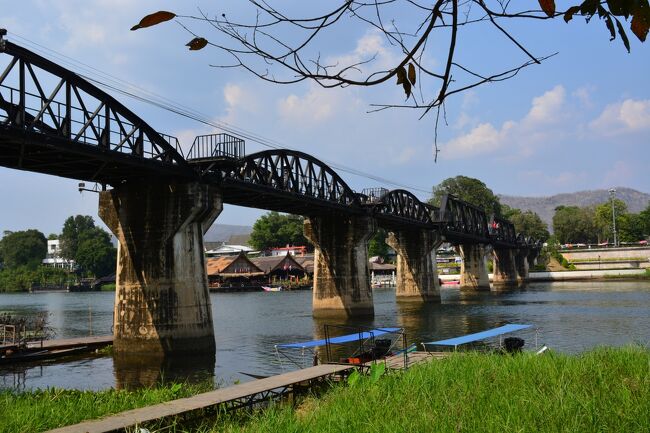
[439,268,650,283]
[1,346,647,433]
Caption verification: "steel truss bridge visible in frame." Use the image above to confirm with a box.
[0,35,540,250]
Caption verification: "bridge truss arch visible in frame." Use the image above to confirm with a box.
[366,189,435,229]
[218,149,362,215]
[0,38,192,184]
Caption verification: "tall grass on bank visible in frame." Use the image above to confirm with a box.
[0,382,211,433]
[210,346,649,433]
[2,347,648,433]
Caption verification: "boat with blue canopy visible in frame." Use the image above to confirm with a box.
[422,324,537,352]
[275,325,408,369]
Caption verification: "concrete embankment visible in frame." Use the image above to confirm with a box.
[440,268,647,283]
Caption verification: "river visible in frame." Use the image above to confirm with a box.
[1,280,649,391]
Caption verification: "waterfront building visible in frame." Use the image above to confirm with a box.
[42,239,76,271]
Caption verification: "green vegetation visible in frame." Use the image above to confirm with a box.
[214,347,649,433]
[0,266,71,292]
[100,283,116,291]
[0,381,212,433]
[249,212,309,251]
[4,347,647,433]
[60,215,116,277]
[501,205,550,240]
[553,201,650,245]
[0,229,47,269]
[430,175,502,217]
[368,228,389,261]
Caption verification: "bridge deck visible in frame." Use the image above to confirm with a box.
[46,363,354,433]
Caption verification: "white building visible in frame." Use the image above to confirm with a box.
[205,244,257,257]
[42,239,76,271]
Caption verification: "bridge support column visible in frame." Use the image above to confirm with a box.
[386,230,441,302]
[304,215,375,317]
[514,248,530,287]
[458,244,490,291]
[99,182,221,355]
[492,248,518,290]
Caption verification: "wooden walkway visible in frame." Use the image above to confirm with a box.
[28,335,113,350]
[46,363,354,433]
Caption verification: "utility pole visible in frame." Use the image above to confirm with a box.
[608,188,617,247]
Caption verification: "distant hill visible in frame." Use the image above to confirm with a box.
[204,223,252,243]
[499,187,650,231]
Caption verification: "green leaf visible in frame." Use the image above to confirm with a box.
[408,63,417,85]
[130,11,176,31]
[615,17,631,51]
[564,6,581,22]
[347,369,361,386]
[369,362,386,383]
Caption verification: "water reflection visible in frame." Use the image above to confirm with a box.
[113,352,216,390]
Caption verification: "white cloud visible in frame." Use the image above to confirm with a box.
[442,85,567,160]
[327,31,399,78]
[590,99,650,136]
[522,85,565,125]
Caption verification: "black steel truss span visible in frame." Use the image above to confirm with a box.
[0,39,193,184]
[490,215,517,247]
[367,189,435,229]
[438,194,491,243]
[217,149,362,215]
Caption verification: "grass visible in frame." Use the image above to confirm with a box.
[100,283,116,291]
[0,381,212,433]
[204,346,649,433]
[604,268,650,279]
[4,347,648,433]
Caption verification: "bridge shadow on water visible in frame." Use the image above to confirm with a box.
[112,352,216,390]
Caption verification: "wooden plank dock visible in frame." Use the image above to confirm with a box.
[28,335,113,350]
[46,363,354,433]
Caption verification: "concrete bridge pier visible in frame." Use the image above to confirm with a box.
[492,248,518,290]
[514,248,530,287]
[304,215,375,318]
[99,181,221,355]
[458,244,491,291]
[386,230,442,302]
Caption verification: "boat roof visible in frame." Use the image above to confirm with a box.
[423,324,532,347]
[276,327,401,349]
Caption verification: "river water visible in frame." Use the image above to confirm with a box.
[1,280,649,391]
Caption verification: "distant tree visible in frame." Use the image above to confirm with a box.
[0,230,47,269]
[594,199,628,243]
[502,206,549,240]
[640,203,650,237]
[618,213,645,242]
[60,215,96,260]
[430,176,501,216]
[552,206,597,244]
[368,229,390,260]
[75,228,117,277]
[47,233,58,240]
[249,212,308,251]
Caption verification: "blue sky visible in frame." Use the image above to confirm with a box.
[1,1,649,236]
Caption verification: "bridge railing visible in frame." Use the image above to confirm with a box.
[0,83,182,162]
[186,133,245,161]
